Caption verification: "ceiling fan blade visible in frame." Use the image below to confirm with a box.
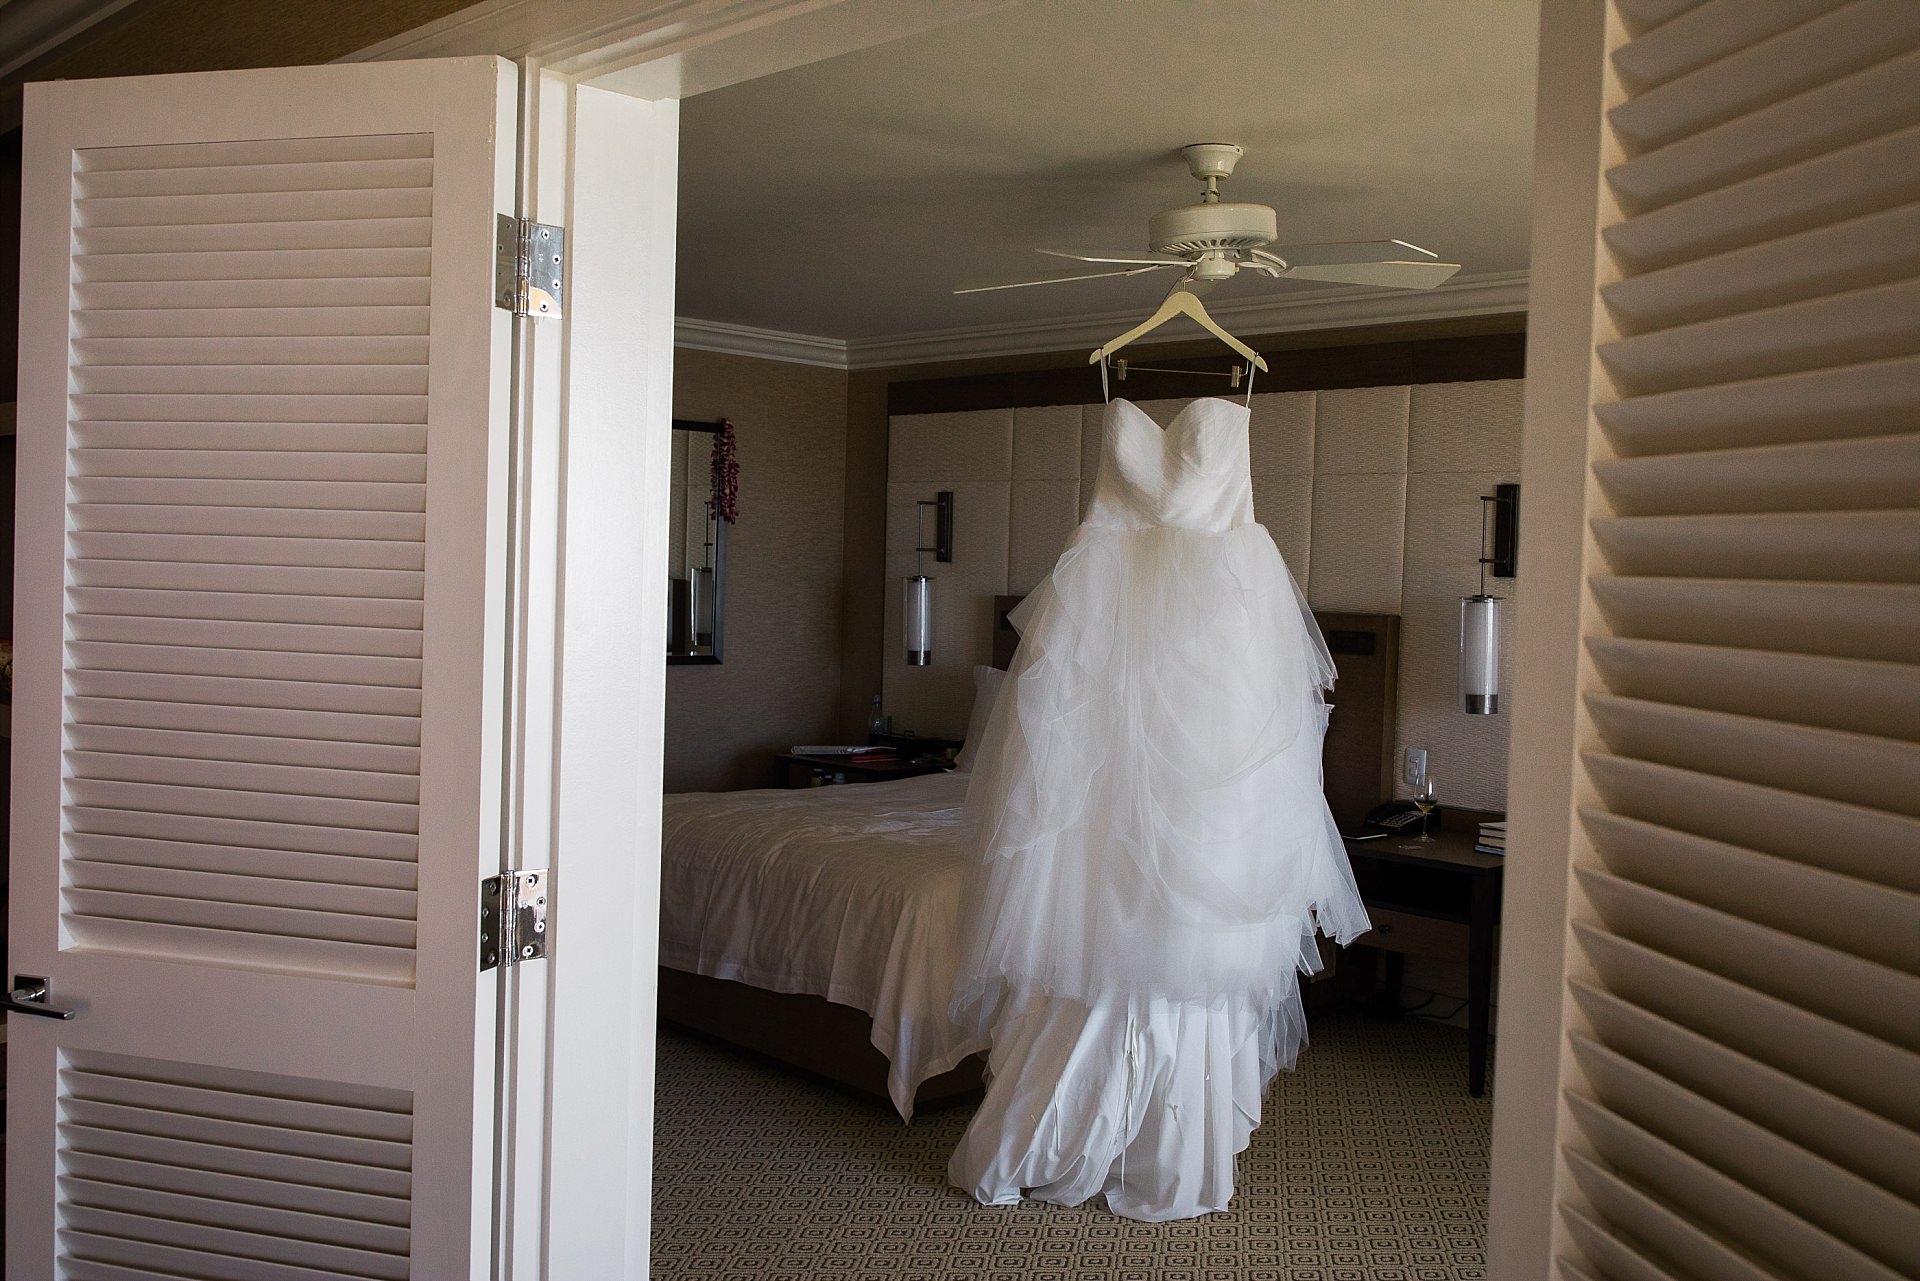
[952,261,1176,295]
[1255,238,1440,268]
[1280,260,1462,289]
[1039,248,1191,266]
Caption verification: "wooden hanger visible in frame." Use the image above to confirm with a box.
[1088,283,1269,372]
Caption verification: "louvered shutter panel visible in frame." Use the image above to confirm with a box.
[1556,3,1920,1279]
[63,132,433,984]
[9,59,515,1279]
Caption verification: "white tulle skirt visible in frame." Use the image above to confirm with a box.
[949,520,1370,1219]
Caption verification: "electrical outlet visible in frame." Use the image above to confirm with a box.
[1403,747,1428,789]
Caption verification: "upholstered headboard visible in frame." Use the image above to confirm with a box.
[992,597,1399,832]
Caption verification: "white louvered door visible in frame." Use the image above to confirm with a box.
[9,58,517,1278]
[1495,2,1920,1278]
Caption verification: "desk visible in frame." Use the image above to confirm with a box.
[1343,828,1504,1096]
[774,753,953,788]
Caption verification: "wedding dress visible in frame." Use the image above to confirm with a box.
[948,394,1370,1221]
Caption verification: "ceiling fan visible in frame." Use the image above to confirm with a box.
[955,143,1461,298]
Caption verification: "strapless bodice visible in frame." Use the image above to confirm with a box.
[1083,397,1255,533]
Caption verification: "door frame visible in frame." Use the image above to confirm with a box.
[343,1,1574,1276]
[341,6,1020,1278]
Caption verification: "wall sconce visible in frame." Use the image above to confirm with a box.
[1462,483,1517,715]
[904,490,953,666]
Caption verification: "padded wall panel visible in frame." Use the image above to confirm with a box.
[1011,404,1082,479]
[1409,378,1524,472]
[1008,479,1080,596]
[1248,390,1317,476]
[890,408,1013,482]
[1251,472,1315,582]
[1315,385,1411,474]
[1309,472,1410,613]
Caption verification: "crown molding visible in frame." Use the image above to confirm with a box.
[675,271,1529,372]
[674,316,850,368]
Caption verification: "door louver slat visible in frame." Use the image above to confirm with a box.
[73,335,432,366]
[1571,981,1920,1201]
[79,215,433,255]
[1602,123,1920,274]
[1564,1152,1780,1281]
[1582,694,1920,815]
[1605,46,1920,213]
[1592,433,1920,515]
[1596,278,1920,396]
[1610,0,1840,95]
[1599,201,1920,334]
[65,832,418,889]
[69,532,426,570]
[1585,636,1920,740]
[70,447,427,480]
[64,724,420,771]
[1590,509,1920,582]
[1580,810,1917,965]
[1566,1096,1905,1281]
[1559,1203,1692,1281]
[1591,354,1920,456]
[63,695,421,746]
[59,1179,410,1256]
[1588,577,1920,661]
[57,1051,413,1278]
[77,305,432,339]
[1571,1034,1920,1275]
[1607,1,1920,155]
[70,502,427,538]
[1577,867,1920,1050]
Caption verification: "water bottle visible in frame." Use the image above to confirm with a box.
[868,694,885,739]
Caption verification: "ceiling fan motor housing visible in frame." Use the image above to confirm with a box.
[1149,201,1278,257]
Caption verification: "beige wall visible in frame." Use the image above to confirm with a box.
[666,350,848,791]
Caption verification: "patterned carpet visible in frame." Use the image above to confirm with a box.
[651,1010,1491,1279]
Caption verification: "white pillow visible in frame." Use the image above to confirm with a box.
[952,665,1008,772]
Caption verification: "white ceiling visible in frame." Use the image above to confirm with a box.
[675,0,1540,349]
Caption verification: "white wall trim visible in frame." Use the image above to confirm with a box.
[674,270,1529,371]
[349,0,1013,97]
[673,316,849,367]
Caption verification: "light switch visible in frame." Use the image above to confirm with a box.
[1403,747,1428,788]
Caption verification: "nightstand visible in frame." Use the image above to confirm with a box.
[774,753,954,789]
[1343,827,1504,1096]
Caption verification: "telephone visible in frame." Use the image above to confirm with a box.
[1361,799,1432,836]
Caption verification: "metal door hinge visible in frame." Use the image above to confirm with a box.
[480,869,550,971]
[495,215,565,318]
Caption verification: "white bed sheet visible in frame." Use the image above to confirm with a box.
[658,771,986,1118]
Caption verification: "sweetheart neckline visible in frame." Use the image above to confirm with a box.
[1108,396,1250,435]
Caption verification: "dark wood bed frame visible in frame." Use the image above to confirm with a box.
[657,608,1400,1107]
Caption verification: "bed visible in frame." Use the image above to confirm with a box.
[657,609,1400,1118]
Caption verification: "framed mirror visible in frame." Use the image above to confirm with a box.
[667,418,729,664]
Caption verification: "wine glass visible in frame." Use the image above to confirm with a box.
[1412,773,1438,843]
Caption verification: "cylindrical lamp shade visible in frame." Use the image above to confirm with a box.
[904,575,934,666]
[1460,595,1501,714]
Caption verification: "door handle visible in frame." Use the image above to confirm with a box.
[2,975,77,1019]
